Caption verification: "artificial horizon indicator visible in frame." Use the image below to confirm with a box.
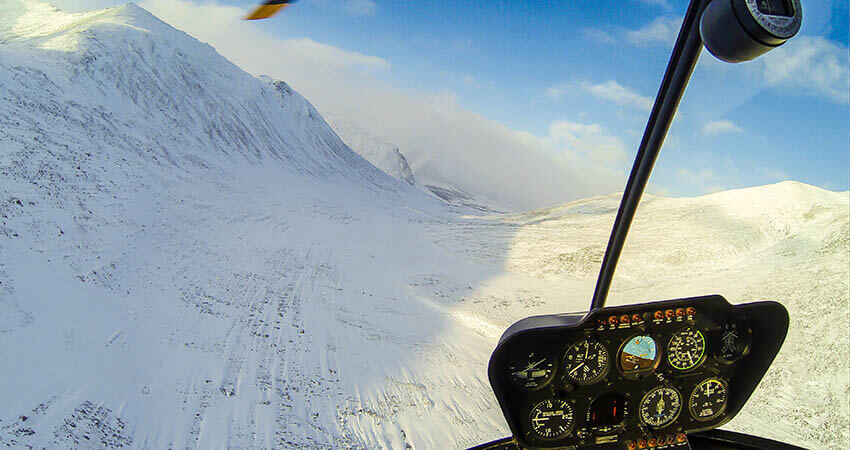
[620,335,658,373]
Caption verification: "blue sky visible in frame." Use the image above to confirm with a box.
[55,0,849,208]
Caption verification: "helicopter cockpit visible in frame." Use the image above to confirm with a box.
[470,1,805,449]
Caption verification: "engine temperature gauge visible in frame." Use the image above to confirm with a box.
[507,352,555,390]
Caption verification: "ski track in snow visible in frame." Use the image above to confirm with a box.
[1,1,848,449]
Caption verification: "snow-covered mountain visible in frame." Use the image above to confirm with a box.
[325,114,416,186]
[1,1,847,449]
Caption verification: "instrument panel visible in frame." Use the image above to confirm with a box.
[487,295,788,449]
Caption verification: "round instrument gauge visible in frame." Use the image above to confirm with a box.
[529,398,575,439]
[639,386,682,429]
[564,339,609,384]
[689,378,729,422]
[620,335,658,373]
[586,393,627,435]
[507,352,556,390]
[667,327,706,371]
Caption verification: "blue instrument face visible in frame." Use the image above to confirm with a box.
[621,335,658,372]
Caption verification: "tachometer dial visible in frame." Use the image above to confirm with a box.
[639,386,682,429]
[529,399,574,439]
[667,327,706,371]
[507,352,555,390]
[620,335,658,373]
[689,378,728,421]
[564,339,609,384]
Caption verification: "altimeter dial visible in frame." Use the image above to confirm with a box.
[563,339,609,384]
[529,399,574,439]
[667,327,706,371]
[639,386,682,429]
[507,352,556,390]
[689,378,728,421]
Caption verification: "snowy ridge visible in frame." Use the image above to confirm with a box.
[0,1,847,449]
[325,114,416,186]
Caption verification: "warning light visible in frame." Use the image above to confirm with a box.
[677,433,687,443]
[632,313,642,322]
[637,439,647,449]
[686,307,696,316]
[627,441,637,450]
[608,316,618,325]
[620,315,630,324]
[648,437,657,448]
[665,309,675,319]
[675,308,685,317]
[654,311,664,320]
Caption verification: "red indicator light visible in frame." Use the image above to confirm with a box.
[654,311,664,320]
[686,307,696,316]
[608,316,618,325]
[648,437,657,447]
[620,315,630,324]
[675,308,685,317]
[637,439,647,449]
[627,441,637,450]
[665,309,674,319]
[677,433,687,443]
[632,313,641,322]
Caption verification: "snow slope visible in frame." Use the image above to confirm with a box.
[1,1,847,449]
[325,114,416,186]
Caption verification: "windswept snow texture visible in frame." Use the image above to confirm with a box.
[1,2,848,449]
[325,114,416,186]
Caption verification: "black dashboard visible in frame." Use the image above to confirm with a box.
[486,295,788,450]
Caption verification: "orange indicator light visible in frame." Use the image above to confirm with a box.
[648,437,657,447]
[627,441,637,450]
[620,315,630,324]
[686,307,696,316]
[637,439,647,449]
[665,309,674,319]
[677,433,687,443]
[608,316,618,325]
[654,311,664,320]
[632,313,642,322]
[675,308,685,317]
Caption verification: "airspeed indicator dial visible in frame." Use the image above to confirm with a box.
[563,339,609,384]
[667,327,706,371]
[529,399,574,439]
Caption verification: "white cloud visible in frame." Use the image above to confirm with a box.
[548,120,629,165]
[701,120,743,135]
[137,0,628,210]
[582,27,617,44]
[625,16,682,47]
[761,36,849,105]
[580,80,653,111]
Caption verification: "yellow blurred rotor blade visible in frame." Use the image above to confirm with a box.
[245,0,296,20]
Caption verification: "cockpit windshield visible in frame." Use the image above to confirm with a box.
[1,0,847,449]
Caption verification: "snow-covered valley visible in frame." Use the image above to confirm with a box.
[1,1,848,449]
